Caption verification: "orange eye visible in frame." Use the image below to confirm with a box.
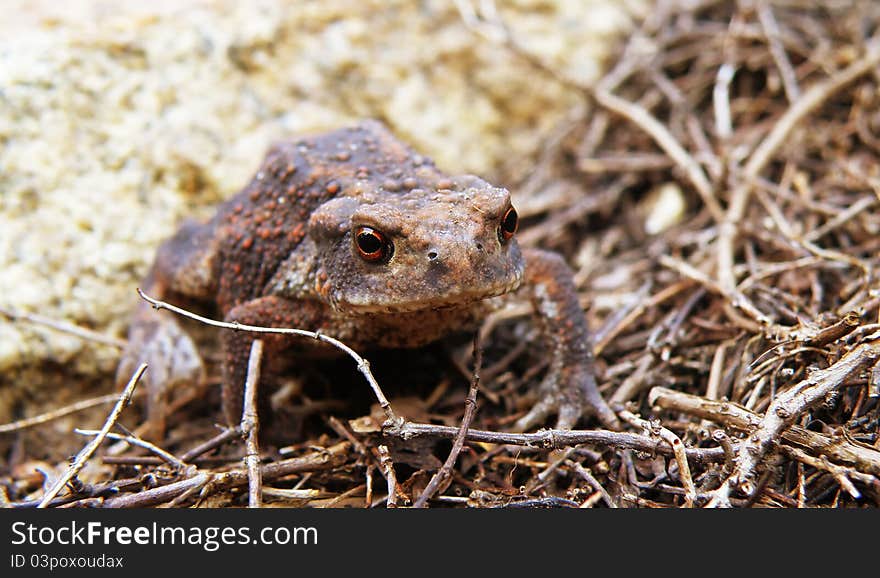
[499,206,518,243]
[354,226,393,262]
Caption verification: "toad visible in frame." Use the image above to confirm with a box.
[118,121,619,437]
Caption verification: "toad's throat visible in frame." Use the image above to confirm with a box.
[331,277,523,314]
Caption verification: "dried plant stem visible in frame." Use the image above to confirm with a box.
[0,391,144,434]
[649,386,880,477]
[376,445,398,508]
[617,408,696,507]
[385,422,726,465]
[73,429,189,472]
[705,342,728,401]
[179,427,243,462]
[242,340,264,508]
[455,0,727,222]
[593,88,725,223]
[756,0,800,103]
[137,288,399,426]
[86,428,243,468]
[568,460,616,508]
[703,337,880,507]
[413,335,483,508]
[594,280,695,355]
[100,442,351,508]
[779,446,869,500]
[659,255,774,328]
[0,305,127,349]
[804,312,861,347]
[717,38,880,294]
[38,363,146,508]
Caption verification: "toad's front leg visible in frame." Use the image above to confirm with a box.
[515,248,620,431]
[221,296,326,428]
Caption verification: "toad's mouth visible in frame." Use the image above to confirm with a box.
[331,276,523,315]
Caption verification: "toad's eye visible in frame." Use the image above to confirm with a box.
[354,226,393,262]
[498,206,518,243]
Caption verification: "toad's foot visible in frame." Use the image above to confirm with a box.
[516,248,620,431]
[514,358,619,431]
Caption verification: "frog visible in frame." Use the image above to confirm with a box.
[117,120,620,438]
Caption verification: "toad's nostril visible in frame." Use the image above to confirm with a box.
[427,250,439,261]
[476,242,484,251]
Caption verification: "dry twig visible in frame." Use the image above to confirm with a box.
[73,429,190,472]
[0,305,127,349]
[717,36,880,295]
[99,442,351,508]
[413,335,483,508]
[138,288,399,426]
[376,445,398,508]
[38,363,146,508]
[242,340,264,508]
[649,386,880,477]
[705,337,880,507]
[384,422,727,465]
[616,407,696,507]
[0,391,144,434]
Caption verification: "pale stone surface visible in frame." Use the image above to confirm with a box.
[0,0,643,442]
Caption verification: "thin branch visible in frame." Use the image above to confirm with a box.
[137,288,399,426]
[609,354,653,406]
[413,335,483,508]
[73,429,189,472]
[659,254,776,329]
[384,422,727,465]
[376,445,398,508]
[712,430,736,475]
[100,426,242,468]
[0,391,144,434]
[100,442,351,508]
[38,363,146,508]
[241,340,264,508]
[180,427,243,462]
[594,280,694,356]
[593,88,725,223]
[718,37,880,293]
[454,0,725,223]
[649,386,880,477]
[803,311,861,348]
[803,195,876,243]
[756,0,800,103]
[617,408,696,507]
[704,337,880,507]
[568,460,616,508]
[0,305,127,349]
[705,342,728,401]
[779,446,870,500]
